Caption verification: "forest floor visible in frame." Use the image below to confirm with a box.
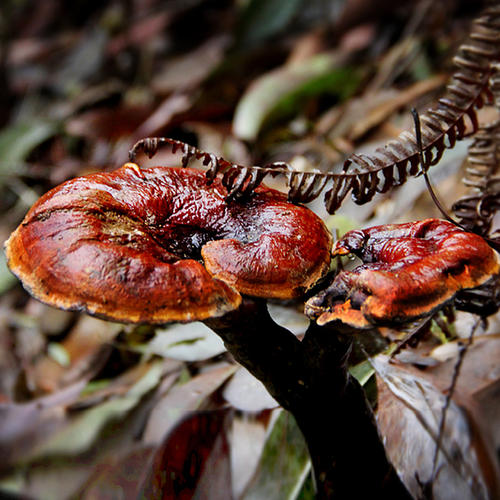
[0,1,499,498]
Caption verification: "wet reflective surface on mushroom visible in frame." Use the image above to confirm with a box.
[5,163,332,324]
[305,219,500,328]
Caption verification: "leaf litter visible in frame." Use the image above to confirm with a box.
[0,0,498,498]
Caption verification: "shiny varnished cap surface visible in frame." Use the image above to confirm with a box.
[306,219,500,328]
[6,164,332,323]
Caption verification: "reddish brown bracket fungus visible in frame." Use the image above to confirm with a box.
[305,219,500,328]
[5,163,331,324]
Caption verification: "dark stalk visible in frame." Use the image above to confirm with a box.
[206,299,411,499]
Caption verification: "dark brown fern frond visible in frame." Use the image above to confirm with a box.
[338,4,500,206]
[452,121,500,236]
[129,5,500,213]
[128,136,357,208]
[128,136,296,201]
[452,66,500,239]
[450,61,500,316]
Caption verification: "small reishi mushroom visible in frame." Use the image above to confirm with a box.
[305,218,500,328]
[5,163,332,324]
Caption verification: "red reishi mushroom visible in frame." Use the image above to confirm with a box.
[5,163,332,324]
[305,218,500,328]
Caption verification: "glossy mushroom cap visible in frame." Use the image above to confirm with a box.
[305,219,500,328]
[5,164,331,324]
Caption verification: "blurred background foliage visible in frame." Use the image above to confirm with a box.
[0,0,498,498]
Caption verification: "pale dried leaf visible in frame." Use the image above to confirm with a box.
[230,415,268,498]
[143,363,237,444]
[223,366,278,412]
[147,322,226,362]
[32,316,122,393]
[32,361,165,457]
[374,354,498,499]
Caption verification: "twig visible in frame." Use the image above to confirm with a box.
[430,316,481,484]
[411,108,461,227]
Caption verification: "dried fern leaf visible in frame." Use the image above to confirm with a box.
[452,64,500,238]
[129,5,500,214]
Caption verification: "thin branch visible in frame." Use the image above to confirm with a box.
[430,316,481,483]
[411,107,460,227]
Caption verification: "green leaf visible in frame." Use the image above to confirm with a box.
[349,359,375,386]
[242,410,311,500]
[0,121,58,174]
[79,379,112,397]
[235,0,304,49]
[47,343,71,367]
[233,54,361,141]
[0,251,17,295]
[325,214,359,239]
[32,361,164,457]
[295,471,316,500]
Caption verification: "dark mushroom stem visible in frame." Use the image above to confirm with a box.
[205,299,411,499]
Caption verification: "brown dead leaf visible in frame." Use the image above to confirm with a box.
[132,92,194,139]
[374,349,500,500]
[23,299,73,336]
[78,445,155,500]
[143,363,237,445]
[316,74,445,142]
[31,316,122,393]
[7,33,79,66]
[427,334,500,472]
[65,105,154,141]
[333,0,419,37]
[348,75,446,140]
[152,35,230,95]
[106,12,172,56]
[139,409,233,500]
[0,380,87,471]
